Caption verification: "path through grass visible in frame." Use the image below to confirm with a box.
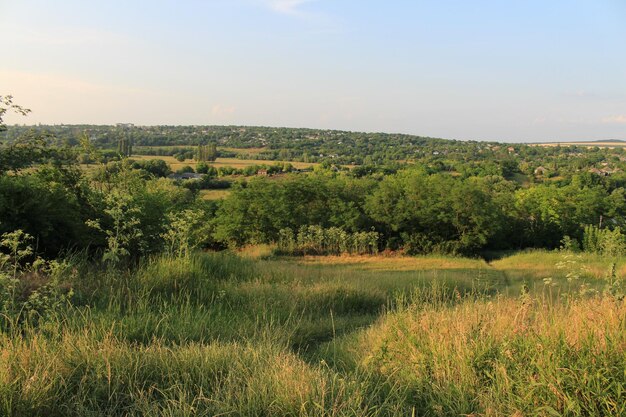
[1,250,624,416]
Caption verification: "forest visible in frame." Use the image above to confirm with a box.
[1,99,625,416]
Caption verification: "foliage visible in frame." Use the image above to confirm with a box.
[365,169,503,254]
[560,235,581,252]
[0,171,95,256]
[0,95,30,132]
[130,158,171,178]
[3,102,626,414]
[277,225,379,255]
[604,262,625,300]
[195,143,218,161]
[582,225,626,256]
[0,230,73,330]
[117,135,133,157]
[87,192,144,265]
[514,183,610,248]
[5,108,626,257]
[0,131,77,174]
[162,209,209,258]
[213,175,374,247]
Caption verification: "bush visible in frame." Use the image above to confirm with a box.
[582,225,626,256]
[0,173,94,256]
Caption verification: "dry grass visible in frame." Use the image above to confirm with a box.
[236,244,275,259]
[292,254,489,272]
[359,296,626,364]
[332,293,626,416]
[78,163,100,173]
[0,331,344,416]
[2,251,625,415]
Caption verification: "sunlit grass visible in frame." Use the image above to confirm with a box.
[491,249,626,280]
[199,189,231,200]
[1,250,625,415]
[325,293,626,416]
[236,244,275,259]
[292,253,489,271]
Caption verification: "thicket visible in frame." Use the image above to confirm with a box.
[213,169,626,255]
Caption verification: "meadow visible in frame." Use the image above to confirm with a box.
[1,250,624,416]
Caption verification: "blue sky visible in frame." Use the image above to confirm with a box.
[1,0,625,142]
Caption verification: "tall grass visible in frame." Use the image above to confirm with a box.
[1,250,625,415]
[0,329,374,416]
[324,292,626,416]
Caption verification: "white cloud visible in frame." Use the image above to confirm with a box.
[602,115,626,124]
[264,0,316,16]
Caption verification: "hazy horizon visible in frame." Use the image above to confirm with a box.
[5,122,626,145]
[2,0,625,143]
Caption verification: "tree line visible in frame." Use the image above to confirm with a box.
[3,142,626,259]
[4,101,626,259]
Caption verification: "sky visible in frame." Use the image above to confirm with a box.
[1,0,625,142]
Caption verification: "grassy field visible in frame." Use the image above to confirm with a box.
[1,250,625,415]
[219,146,268,155]
[199,189,232,200]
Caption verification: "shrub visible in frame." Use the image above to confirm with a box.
[582,225,626,256]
